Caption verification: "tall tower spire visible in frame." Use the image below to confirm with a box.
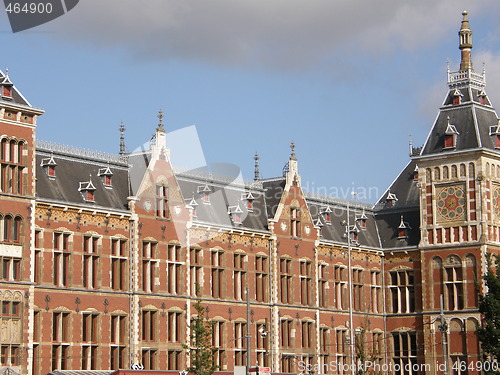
[459,11,473,71]
[254,152,260,181]
[119,122,126,156]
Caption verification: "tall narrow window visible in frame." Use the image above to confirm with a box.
[370,270,382,313]
[141,310,157,342]
[300,260,312,306]
[334,265,347,310]
[83,235,100,289]
[353,268,364,312]
[52,311,69,370]
[156,185,169,218]
[53,232,71,287]
[279,258,292,304]
[318,264,328,308]
[234,322,247,365]
[291,208,300,237]
[445,263,464,310]
[255,255,268,302]
[335,329,348,370]
[280,319,293,348]
[167,244,182,294]
[211,249,224,298]
[256,322,269,367]
[233,253,246,300]
[167,350,181,370]
[190,247,202,296]
[142,349,157,370]
[212,321,225,369]
[301,321,313,348]
[110,315,127,369]
[142,241,158,293]
[111,238,127,291]
[167,311,181,342]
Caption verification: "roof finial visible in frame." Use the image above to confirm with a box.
[409,134,413,157]
[459,11,473,71]
[157,109,164,131]
[254,152,260,181]
[119,122,126,156]
[290,140,296,160]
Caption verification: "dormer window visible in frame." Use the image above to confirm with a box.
[348,225,359,243]
[444,117,459,149]
[397,216,410,239]
[321,206,332,224]
[228,205,243,225]
[98,167,113,188]
[241,192,255,211]
[385,191,398,208]
[2,86,11,98]
[79,180,96,202]
[1,71,13,99]
[186,197,198,218]
[452,88,463,105]
[356,210,368,229]
[41,156,57,179]
[314,218,323,237]
[412,165,419,181]
[478,89,487,105]
[490,121,500,148]
[197,184,211,204]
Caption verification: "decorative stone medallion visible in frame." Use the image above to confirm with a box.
[143,200,152,212]
[436,185,466,221]
[280,221,288,232]
[493,183,500,220]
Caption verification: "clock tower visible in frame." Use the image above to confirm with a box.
[413,11,499,370]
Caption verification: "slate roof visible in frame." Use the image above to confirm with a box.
[305,194,380,248]
[36,146,130,211]
[176,170,269,231]
[421,71,500,156]
[374,160,421,249]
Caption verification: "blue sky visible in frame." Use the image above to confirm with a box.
[2,1,500,203]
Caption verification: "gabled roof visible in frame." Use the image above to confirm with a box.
[0,69,37,108]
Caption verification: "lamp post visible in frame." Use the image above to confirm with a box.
[346,192,357,375]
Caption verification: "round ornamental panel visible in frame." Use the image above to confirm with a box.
[437,185,466,221]
[493,185,500,219]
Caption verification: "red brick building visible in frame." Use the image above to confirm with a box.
[0,11,497,375]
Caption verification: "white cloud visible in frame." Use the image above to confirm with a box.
[49,0,499,71]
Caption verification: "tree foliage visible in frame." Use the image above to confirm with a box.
[478,254,500,375]
[183,297,218,375]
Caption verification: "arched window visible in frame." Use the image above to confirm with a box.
[0,138,8,161]
[1,215,22,243]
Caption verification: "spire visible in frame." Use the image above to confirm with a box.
[459,11,473,71]
[290,140,296,160]
[156,109,165,132]
[254,152,260,181]
[119,122,126,156]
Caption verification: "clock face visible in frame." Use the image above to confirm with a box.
[437,185,466,221]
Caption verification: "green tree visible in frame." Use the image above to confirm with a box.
[478,254,500,375]
[354,320,383,375]
[183,296,218,375]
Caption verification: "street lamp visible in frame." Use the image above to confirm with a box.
[344,191,357,375]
